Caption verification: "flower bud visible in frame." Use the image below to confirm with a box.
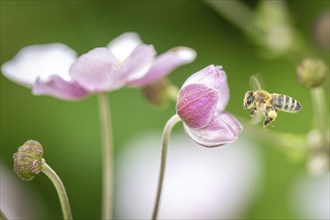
[13,140,44,181]
[142,79,170,107]
[296,58,328,88]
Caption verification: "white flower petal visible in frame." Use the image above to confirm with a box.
[290,172,330,219]
[1,43,77,87]
[184,112,243,147]
[127,46,197,87]
[182,65,226,91]
[69,47,124,92]
[1,163,46,219]
[122,45,156,82]
[107,32,143,63]
[116,132,262,219]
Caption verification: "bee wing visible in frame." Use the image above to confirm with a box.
[249,75,263,90]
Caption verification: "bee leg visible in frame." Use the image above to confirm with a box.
[263,116,273,128]
[250,108,256,116]
[263,108,277,128]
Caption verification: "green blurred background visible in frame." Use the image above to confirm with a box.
[1,0,329,219]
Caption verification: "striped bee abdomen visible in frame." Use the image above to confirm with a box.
[272,94,302,112]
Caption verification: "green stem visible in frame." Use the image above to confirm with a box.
[98,92,113,220]
[311,86,328,136]
[42,161,73,220]
[236,115,307,158]
[152,114,182,220]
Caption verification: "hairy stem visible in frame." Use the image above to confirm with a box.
[152,114,182,220]
[42,161,73,220]
[98,92,113,219]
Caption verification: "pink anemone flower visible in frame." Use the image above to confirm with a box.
[176,65,243,147]
[1,32,196,100]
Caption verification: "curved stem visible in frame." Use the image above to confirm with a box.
[42,161,73,220]
[152,114,182,220]
[98,92,113,220]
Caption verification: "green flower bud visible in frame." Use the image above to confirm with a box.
[296,58,328,88]
[13,140,44,181]
[142,79,173,108]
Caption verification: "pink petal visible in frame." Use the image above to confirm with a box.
[122,44,156,82]
[107,32,143,62]
[33,75,89,100]
[216,72,230,112]
[127,47,196,86]
[179,64,230,112]
[219,112,243,134]
[69,47,124,92]
[182,65,225,91]
[1,43,76,87]
[176,84,218,129]
[184,112,243,147]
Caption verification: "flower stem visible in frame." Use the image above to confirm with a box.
[311,86,328,137]
[98,92,113,220]
[236,115,307,159]
[152,114,181,220]
[41,160,73,220]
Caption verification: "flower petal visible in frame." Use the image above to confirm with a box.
[182,64,225,91]
[122,44,156,82]
[216,71,230,112]
[176,84,218,129]
[184,112,243,147]
[33,75,89,100]
[1,43,76,87]
[127,47,196,87]
[69,47,123,92]
[219,112,243,134]
[107,32,143,63]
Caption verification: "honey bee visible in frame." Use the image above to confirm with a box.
[243,76,302,127]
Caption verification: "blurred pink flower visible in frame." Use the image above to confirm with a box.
[176,65,242,147]
[1,32,196,100]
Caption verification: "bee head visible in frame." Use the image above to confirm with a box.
[243,91,254,109]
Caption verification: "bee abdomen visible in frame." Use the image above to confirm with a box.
[272,94,302,112]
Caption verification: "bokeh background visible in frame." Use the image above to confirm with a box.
[1,0,329,219]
